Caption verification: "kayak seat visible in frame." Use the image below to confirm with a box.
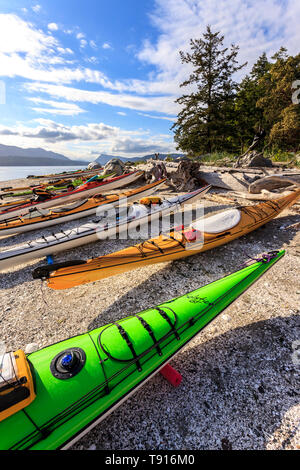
[127,204,150,220]
[192,208,241,234]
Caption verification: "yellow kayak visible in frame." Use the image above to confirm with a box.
[34,189,300,290]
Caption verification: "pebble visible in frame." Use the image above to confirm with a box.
[25,343,39,353]
[221,314,231,322]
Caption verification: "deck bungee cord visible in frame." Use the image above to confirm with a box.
[0,250,285,450]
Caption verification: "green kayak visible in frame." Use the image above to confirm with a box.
[0,250,284,450]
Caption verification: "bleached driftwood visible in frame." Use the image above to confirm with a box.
[199,170,251,191]
[226,189,297,201]
[249,174,300,194]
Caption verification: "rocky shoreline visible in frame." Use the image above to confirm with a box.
[0,174,299,450]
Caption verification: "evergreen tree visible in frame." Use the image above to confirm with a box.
[234,53,270,151]
[172,26,246,155]
[257,48,300,150]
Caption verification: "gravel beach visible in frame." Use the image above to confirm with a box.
[0,175,299,450]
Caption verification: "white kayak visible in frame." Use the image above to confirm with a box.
[0,186,210,271]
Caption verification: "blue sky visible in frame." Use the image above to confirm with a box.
[0,0,299,160]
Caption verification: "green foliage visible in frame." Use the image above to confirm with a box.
[172,29,300,157]
[257,52,300,151]
[268,149,296,162]
[234,53,271,151]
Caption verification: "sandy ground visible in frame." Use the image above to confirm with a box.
[0,174,299,450]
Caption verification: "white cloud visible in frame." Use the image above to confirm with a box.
[26,82,179,114]
[111,138,174,154]
[48,23,58,31]
[90,40,97,49]
[85,56,99,64]
[76,32,85,39]
[102,42,112,50]
[80,39,88,49]
[32,5,41,13]
[136,0,300,90]
[0,14,58,56]
[117,112,127,116]
[27,98,86,115]
[138,112,176,122]
[0,120,172,158]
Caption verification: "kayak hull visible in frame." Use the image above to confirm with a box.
[0,250,285,450]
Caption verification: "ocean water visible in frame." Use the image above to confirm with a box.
[0,165,87,182]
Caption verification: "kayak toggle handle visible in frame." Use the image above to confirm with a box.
[32,260,86,280]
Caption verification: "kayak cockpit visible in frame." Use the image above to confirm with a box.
[192,208,241,234]
[0,350,36,422]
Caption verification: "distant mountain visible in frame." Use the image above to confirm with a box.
[95,153,185,165]
[0,144,89,166]
[94,154,121,165]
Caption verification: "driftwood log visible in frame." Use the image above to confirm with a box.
[167,161,207,191]
[234,129,267,167]
[226,190,299,201]
[248,174,300,193]
[234,150,272,168]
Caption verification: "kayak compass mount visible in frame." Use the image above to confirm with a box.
[50,348,86,380]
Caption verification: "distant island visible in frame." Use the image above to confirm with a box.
[94,153,185,165]
[0,145,185,167]
[0,144,89,166]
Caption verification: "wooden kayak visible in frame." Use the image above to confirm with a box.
[36,189,300,290]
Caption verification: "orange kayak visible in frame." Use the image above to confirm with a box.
[35,189,300,290]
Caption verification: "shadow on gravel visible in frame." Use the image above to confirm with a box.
[76,314,299,451]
